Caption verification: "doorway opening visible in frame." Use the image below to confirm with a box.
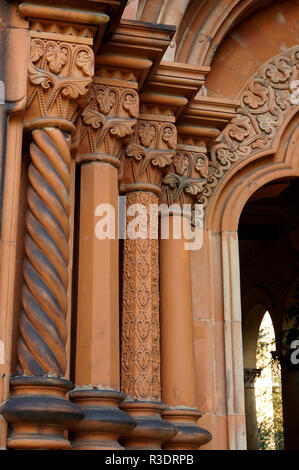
[239,178,299,450]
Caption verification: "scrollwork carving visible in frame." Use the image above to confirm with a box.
[200,46,299,208]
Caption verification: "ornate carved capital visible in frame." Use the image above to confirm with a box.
[121,119,177,192]
[244,368,262,388]
[78,80,139,166]
[160,143,208,207]
[25,33,94,132]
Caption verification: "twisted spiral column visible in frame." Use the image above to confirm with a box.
[17,127,71,377]
[0,127,84,450]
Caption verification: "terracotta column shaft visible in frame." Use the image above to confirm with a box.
[160,213,197,407]
[160,142,212,449]
[69,77,139,449]
[0,4,104,449]
[119,116,177,449]
[75,162,119,388]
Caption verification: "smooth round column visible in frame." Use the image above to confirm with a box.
[160,212,212,449]
[70,159,135,449]
[160,213,197,407]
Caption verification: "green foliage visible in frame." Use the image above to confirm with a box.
[256,321,284,450]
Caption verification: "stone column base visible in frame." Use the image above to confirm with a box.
[162,407,212,450]
[120,401,176,449]
[0,376,84,450]
[69,389,136,450]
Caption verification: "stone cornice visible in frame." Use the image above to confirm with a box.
[95,19,175,89]
[17,1,126,53]
[141,62,210,119]
[177,96,240,142]
[18,2,110,25]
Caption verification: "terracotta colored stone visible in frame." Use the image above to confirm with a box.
[1,0,299,453]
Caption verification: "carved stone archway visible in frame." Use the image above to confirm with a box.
[202,46,299,215]
[190,43,299,448]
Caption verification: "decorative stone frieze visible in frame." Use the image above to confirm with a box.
[198,46,299,208]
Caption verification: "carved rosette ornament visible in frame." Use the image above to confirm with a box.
[119,117,177,448]
[0,18,96,449]
[200,46,299,208]
[78,80,139,166]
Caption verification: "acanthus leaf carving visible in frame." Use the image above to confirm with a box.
[124,143,174,186]
[242,80,268,109]
[28,62,55,90]
[57,77,92,99]
[122,119,177,187]
[162,125,177,150]
[160,147,208,207]
[30,38,45,63]
[126,143,175,173]
[45,42,69,75]
[96,86,117,114]
[200,46,299,210]
[108,118,137,138]
[161,172,206,206]
[82,107,105,129]
[79,83,139,158]
[81,107,136,154]
[194,153,209,179]
[26,37,94,124]
[137,122,156,148]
